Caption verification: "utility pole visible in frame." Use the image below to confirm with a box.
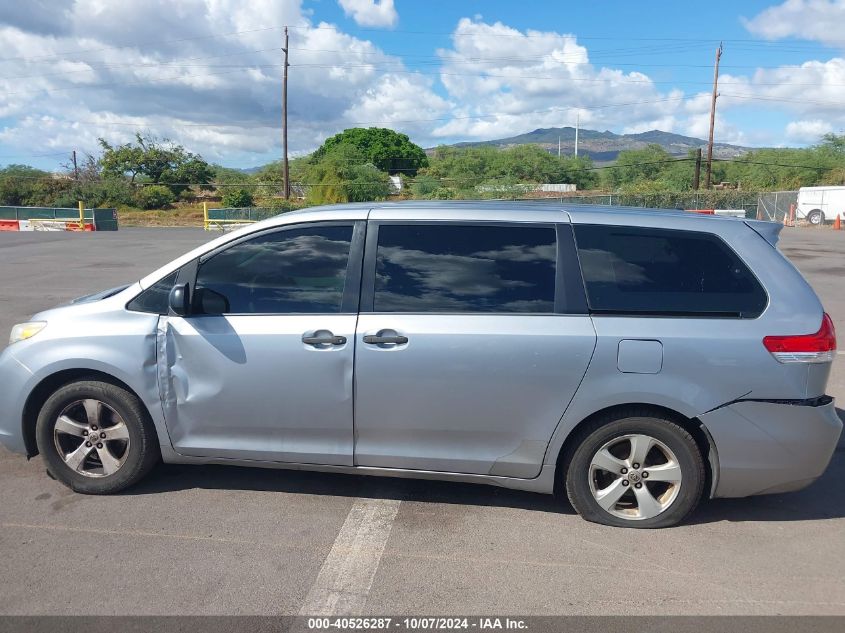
[574,112,580,157]
[71,150,79,181]
[693,147,702,190]
[282,26,290,200]
[704,42,722,189]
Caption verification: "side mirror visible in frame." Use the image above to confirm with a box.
[193,287,230,315]
[168,283,190,316]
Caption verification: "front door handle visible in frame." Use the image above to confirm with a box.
[302,331,346,346]
[363,334,408,345]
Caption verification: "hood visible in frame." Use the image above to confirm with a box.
[66,283,132,306]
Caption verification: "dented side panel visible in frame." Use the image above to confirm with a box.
[157,314,357,465]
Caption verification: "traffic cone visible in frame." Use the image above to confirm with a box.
[835,214,842,231]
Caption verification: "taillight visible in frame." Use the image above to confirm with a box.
[763,313,837,363]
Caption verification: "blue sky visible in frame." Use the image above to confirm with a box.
[1,0,844,170]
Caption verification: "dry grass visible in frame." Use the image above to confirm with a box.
[117,205,205,227]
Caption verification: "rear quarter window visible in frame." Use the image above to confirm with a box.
[573,224,767,318]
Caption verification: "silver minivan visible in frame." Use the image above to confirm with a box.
[0,202,840,528]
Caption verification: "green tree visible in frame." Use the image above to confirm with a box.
[305,145,392,204]
[0,164,63,206]
[420,144,598,194]
[98,133,213,195]
[603,144,675,189]
[312,127,428,175]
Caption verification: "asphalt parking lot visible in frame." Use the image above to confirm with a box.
[0,226,843,616]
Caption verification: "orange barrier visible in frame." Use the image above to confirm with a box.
[0,220,94,231]
[686,209,715,215]
[835,214,842,231]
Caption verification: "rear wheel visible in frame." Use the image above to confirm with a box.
[807,209,824,226]
[564,410,705,528]
[35,379,159,494]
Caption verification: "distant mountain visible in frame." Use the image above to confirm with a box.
[439,127,751,163]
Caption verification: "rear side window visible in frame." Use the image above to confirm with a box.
[373,224,557,313]
[573,224,767,317]
[194,225,354,314]
[127,271,178,314]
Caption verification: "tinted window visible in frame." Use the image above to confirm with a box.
[374,224,557,313]
[127,271,178,314]
[194,225,353,314]
[574,224,767,317]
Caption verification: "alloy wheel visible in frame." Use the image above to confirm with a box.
[588,434,682,521]
[52,399,130,478]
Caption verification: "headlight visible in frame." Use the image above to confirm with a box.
[9,321,47,345]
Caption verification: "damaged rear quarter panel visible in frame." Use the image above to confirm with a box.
[699,398,842,497]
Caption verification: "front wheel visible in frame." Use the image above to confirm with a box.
[807,209,824,226]
[564,411,705,528]
[35,379,160,494]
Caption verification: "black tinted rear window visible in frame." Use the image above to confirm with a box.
[374,224,557,313]
[573,225,767,317]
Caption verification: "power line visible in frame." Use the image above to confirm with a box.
[46,96,694,131]
[0,151,74,159]
[721,93,845,107]
[0,46,287,81]
[284,24,845,45]
[12,60,845,88]
[0,26,289,63]
[0,20,823,68]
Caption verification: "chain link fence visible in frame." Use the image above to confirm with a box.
[543,192,760,218]
[755,191,799,223]
[204,206,282,231]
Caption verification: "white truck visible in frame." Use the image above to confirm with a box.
[796,186,845,225]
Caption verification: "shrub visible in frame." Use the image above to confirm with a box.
[221,188,254,208]
[431,186,455,200]
[412,174,440,198]
[135,185,175,210]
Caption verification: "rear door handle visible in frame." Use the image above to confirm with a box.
[302,331,346,346]
[363,334,408,345]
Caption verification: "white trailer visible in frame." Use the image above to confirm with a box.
[796,186,845,225]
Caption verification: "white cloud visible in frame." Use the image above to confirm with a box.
[3,5,845,170]
[337,0,398,28]
[743,0,845,47]
[786,119,834,142]
[431,18,700,141]
[712,57,845,144]
[0,0,440,166]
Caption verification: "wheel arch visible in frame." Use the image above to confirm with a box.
[553,403,717,498]
[22,368,154,457]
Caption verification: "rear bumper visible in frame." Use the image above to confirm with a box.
[701,398,842,498]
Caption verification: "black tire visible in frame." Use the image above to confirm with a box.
[35,379,160,494]
[807,210,824,226]
[563,409,705,528]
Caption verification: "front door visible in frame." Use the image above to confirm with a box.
[353,221,596,478]
[159,221,363,465]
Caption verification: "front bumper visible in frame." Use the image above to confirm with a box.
[701,398,842,498]
[0,346,33,455]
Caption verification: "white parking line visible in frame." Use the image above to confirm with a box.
[299,497,401,615]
